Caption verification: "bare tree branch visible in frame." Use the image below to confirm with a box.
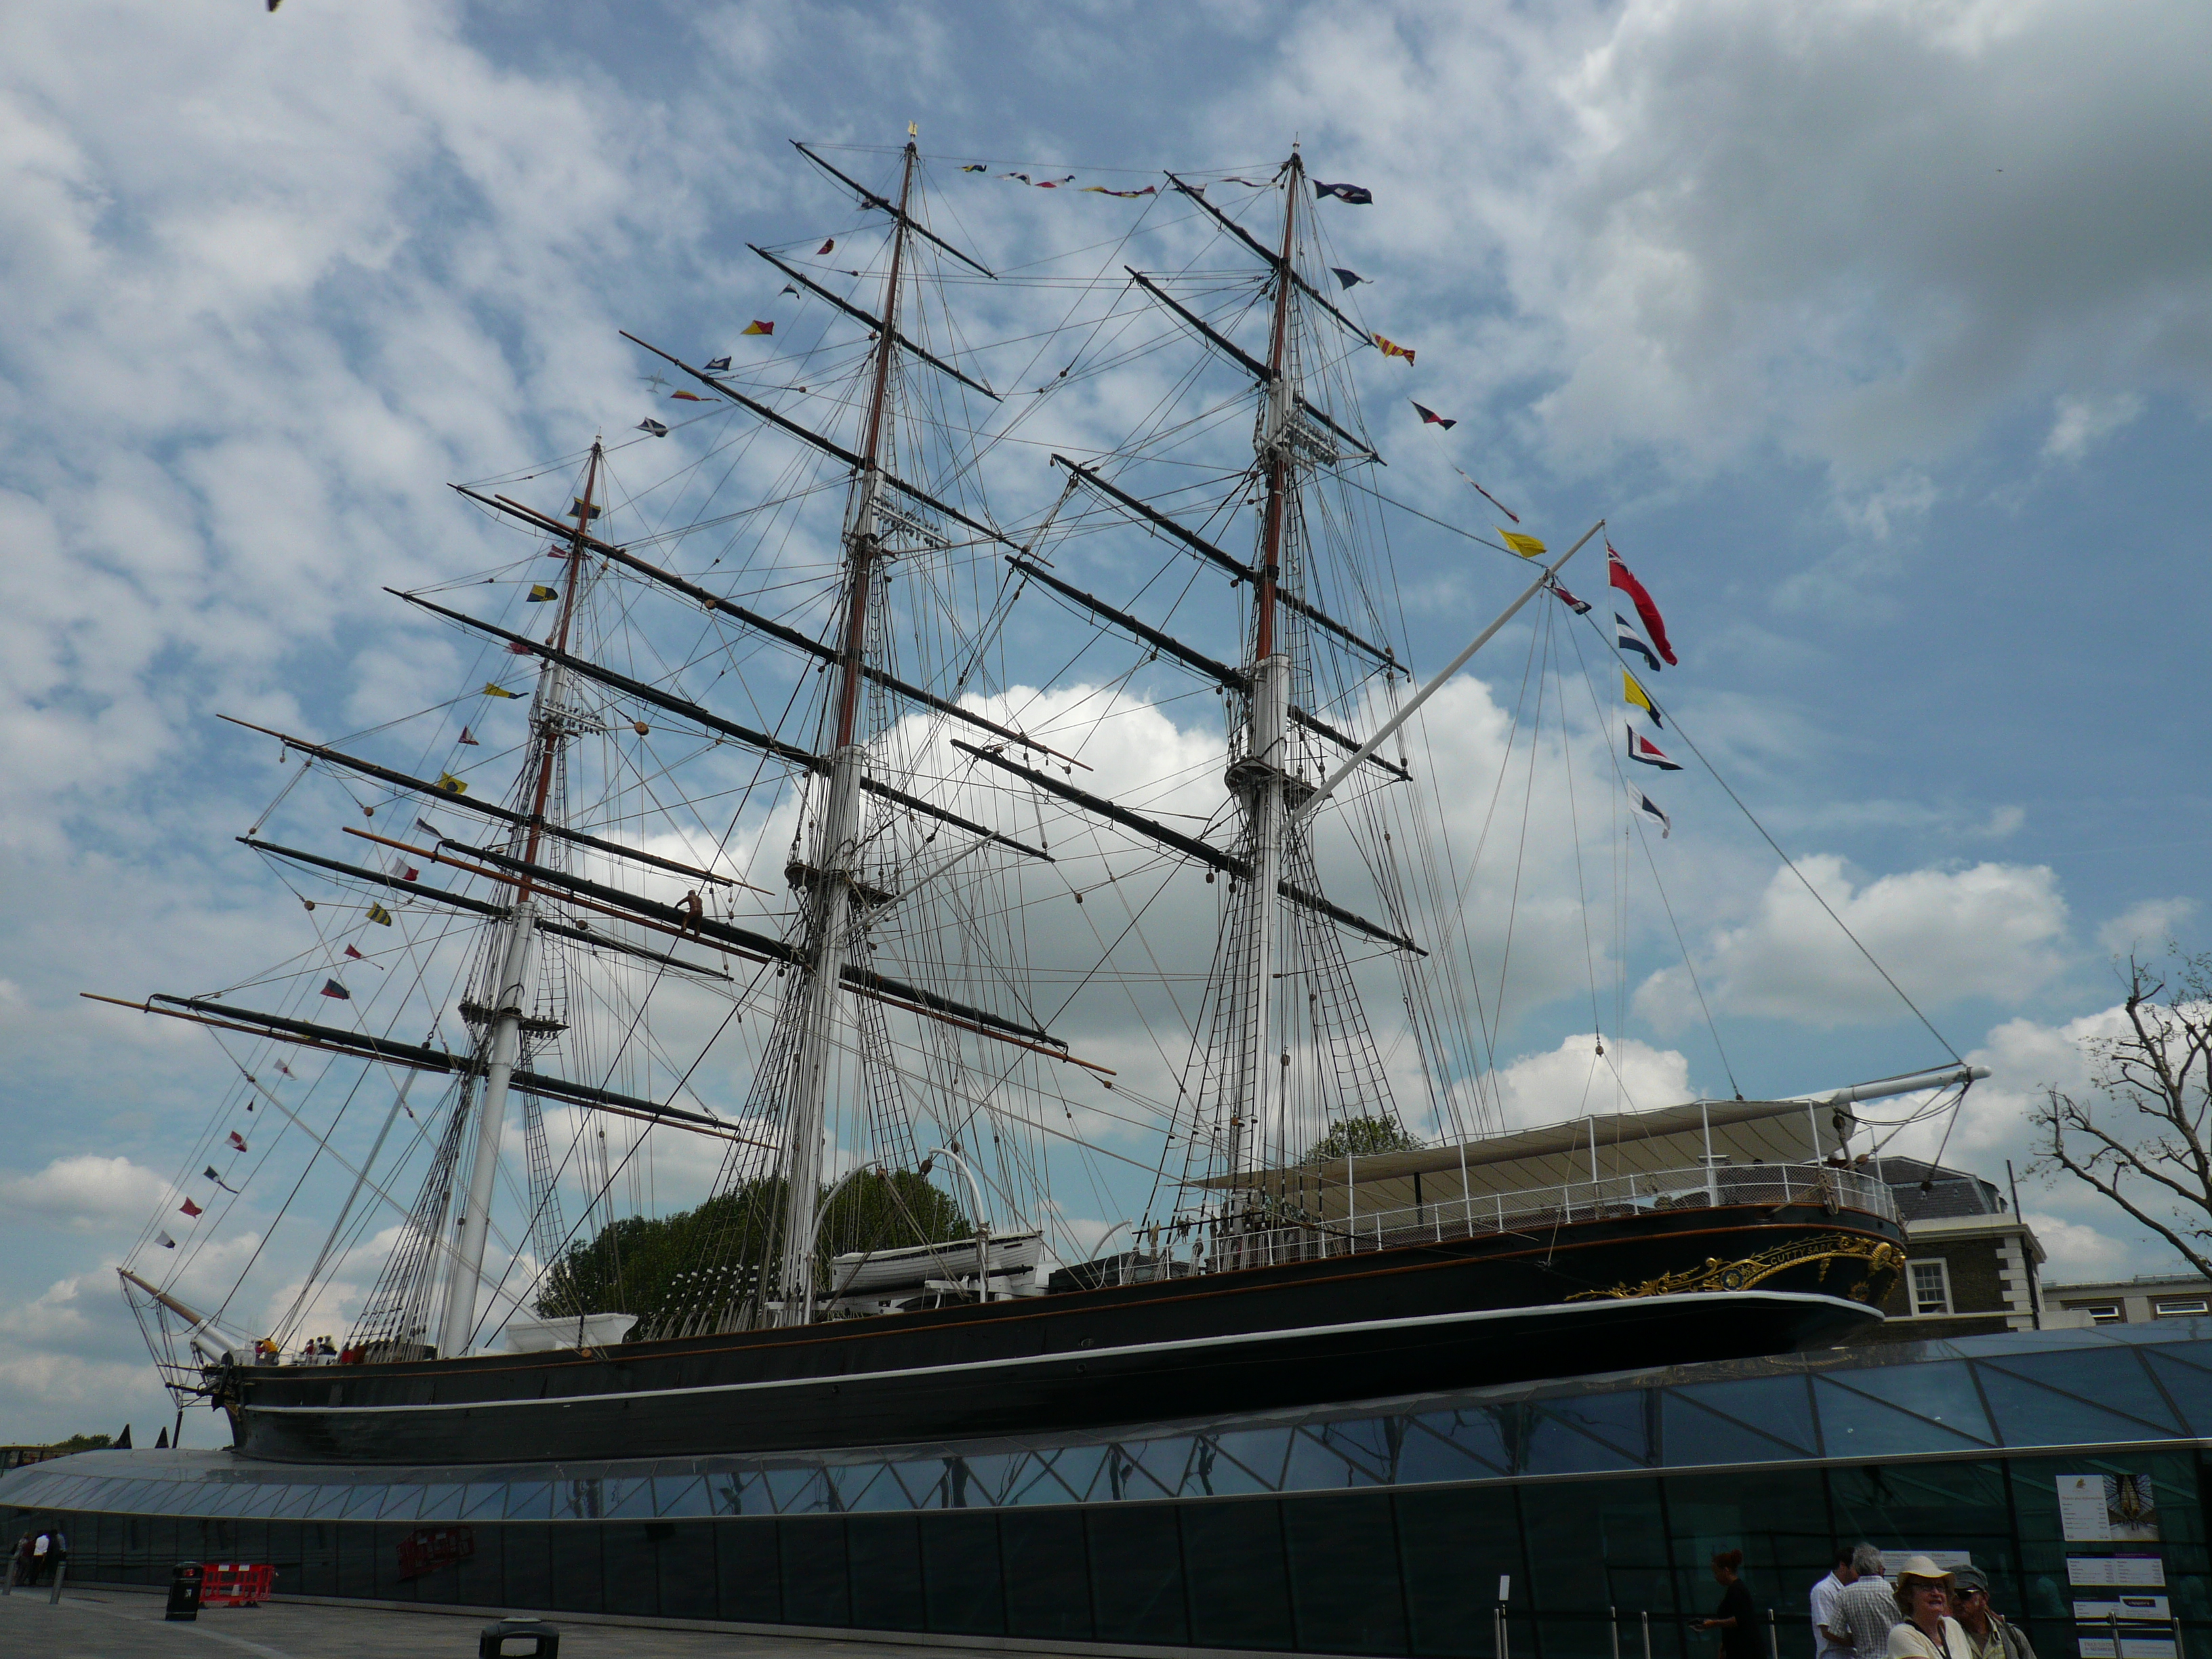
[2030,950,2212,1281]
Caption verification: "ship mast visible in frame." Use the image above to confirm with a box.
[1223,152,1305,1186]
[772,140,919,1324]
[436,441,601,1357]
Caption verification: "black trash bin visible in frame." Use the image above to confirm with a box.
[479,1616,560,1657]
[165,1563,203,1622]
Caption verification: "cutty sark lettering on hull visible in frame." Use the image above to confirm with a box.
[100,138,1968,1468]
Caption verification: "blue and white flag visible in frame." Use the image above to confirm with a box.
[1632,790,1671,839]
[1616,611,1663,672]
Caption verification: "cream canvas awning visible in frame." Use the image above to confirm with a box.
[1200,1097,1858,1220]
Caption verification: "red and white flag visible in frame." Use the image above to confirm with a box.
[1608,544,1677,666]
[1628,728,1682,771]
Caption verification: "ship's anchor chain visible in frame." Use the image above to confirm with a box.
[1567,1235,1904,1305]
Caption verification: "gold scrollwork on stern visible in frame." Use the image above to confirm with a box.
[1568,1236,1904,1303]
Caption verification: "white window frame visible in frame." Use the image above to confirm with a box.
[2081,1303,2124,1323]
[2152,1298,2207,1318]
[1907,1257,1954,1317]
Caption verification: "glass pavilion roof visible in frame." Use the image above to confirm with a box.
[7,1322,2210,1523]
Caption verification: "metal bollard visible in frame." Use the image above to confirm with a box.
[1643,1610,1654,1659]
[47,1558,66,1605]
[1612,1604,1622,1659]
[1769,1607,1779,1659]
[165,1562,203,1622]
[480,1615,561,1658]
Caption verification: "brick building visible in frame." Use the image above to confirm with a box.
[1858,1156,2047,1341]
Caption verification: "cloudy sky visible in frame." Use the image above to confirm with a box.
[4,0,2209,1444]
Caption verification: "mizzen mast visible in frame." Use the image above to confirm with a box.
[772,138,920,1324]
[1222,152,1306,1187]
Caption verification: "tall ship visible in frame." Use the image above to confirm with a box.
[102,137,1965,1467]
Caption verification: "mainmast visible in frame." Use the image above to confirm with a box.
[772,140,920,1323]
[1223,152,1305,1185]
[436,442,601,1357]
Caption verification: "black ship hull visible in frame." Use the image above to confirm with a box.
[228,1200,1903,1465]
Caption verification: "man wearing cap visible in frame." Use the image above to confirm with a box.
[1950,1566,2036,1659]
[1889,1557,1969,1659]
[1837,1546,1899,1659]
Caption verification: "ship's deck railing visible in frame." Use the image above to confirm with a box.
[1198,1160,1897,1273]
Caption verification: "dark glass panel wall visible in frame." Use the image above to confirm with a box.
[9,1444,2212,1657]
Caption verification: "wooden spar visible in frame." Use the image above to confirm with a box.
[79,993,785,1149]
[1118,273,1380,467]
[1162,171,1372,347]
[953,741,1422,954]
[216,713,757,892]
[1050,451,1397,668]
[343,826,750,949]
[334,828,1111,1071]
[245,836,733,981]
[117,1265,211,1328]
[458,485,1086,771]
[790,141,997,278]
[618,331,1025,556]
[747,243,998,398]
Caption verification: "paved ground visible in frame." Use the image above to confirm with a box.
[0,1582,985,1659]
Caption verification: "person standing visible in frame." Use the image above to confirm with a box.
[1951,1566,2036,1659]
[7,1532,28,1590]
[1887,1557,1967,1659]
[29,1531,49,1586]
[1814,1544,1862,1659]
[1837,1546,1900,1659]
[1700,1549,1763,1659]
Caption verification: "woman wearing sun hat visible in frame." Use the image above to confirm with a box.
[1887,1557,1969,1659]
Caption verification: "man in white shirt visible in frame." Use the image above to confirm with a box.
[1837,1545,1900,1659]
[1813,1544,1861,1659]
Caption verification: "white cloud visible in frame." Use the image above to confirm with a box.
[1637,855,2068,1027]
[2045,393,2146,462]
[1237,1,2212,480]
[2024,1211,2138,1281]
[2097,897,2198,956]
[0,1155,171,1231]
[1488,1031,1693,1130]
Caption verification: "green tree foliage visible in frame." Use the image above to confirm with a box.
[535,1168,970,1331]
[1302,1114,1420,1163]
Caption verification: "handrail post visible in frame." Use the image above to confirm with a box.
[1612,1605,1622,1659]
[1642,1610,1652,1659]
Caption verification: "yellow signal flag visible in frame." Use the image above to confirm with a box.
[435,772,469,796]
[1624,671,1663,728]
[1499,529,1547,559]
[482,682,518,699]
[366,903,394,926]
[527,584,559,602]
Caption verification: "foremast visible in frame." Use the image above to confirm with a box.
[773,140,920,1324]
[436,443,602,1357]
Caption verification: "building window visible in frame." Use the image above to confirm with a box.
[1908,1259,1953,1317]
[2152,1298,2207,1318]
[2081,1304,2123,1323]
